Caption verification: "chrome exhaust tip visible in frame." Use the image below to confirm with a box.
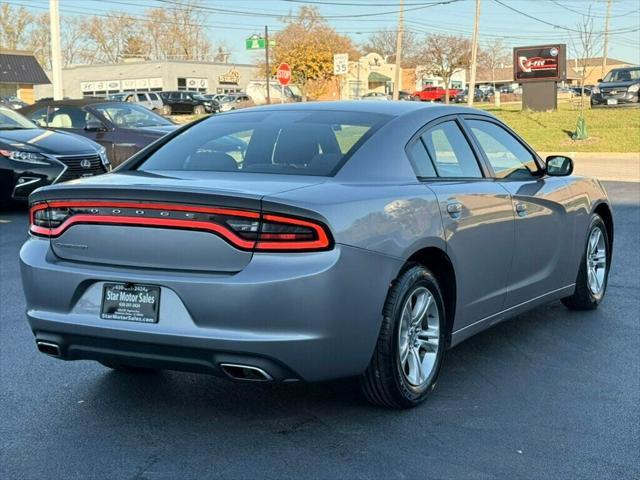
[220,363,273,382]
[36,341,62,357]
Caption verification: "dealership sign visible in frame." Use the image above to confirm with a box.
[81,77,163,92]
[513,44,566,82]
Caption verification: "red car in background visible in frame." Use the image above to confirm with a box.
[413,86,460,102]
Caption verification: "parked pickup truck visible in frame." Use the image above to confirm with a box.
[413,86,460,102]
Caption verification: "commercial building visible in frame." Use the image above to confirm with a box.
[34,59,257,100]
[0,50,50,104]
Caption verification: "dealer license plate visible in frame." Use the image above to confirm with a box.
[101,283,160,323]
[607,98,618,105]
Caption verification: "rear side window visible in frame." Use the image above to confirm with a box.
[407,139,437,178]
[421,121,482,178]
[136,110,390,176]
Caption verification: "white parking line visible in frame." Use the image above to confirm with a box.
[0,219,12,224]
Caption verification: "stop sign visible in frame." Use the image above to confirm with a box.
[276,63,292,86]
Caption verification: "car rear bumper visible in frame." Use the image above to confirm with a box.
[20,237,401,381]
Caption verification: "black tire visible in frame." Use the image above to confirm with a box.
[100,361,155,372]
[562,214,610,310]
[361,264,447,409]
[194,105,205,115]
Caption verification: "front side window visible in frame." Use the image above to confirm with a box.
[467,120,538,179]
[421,121,482,178]
[136,110,390,176]
[36,106,100,129]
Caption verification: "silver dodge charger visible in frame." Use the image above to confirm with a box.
[20,102,612,408]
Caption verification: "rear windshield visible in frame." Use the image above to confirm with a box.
[136,110,390,176]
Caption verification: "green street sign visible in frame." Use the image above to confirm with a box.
[245,36,276,50]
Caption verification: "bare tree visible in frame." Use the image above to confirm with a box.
[570,6,602,138]
[142,1,212,61]
[83,12,139,63]
[0,4,33,50]
[416,34,471,104]
[362,29,420,68]
[478,38,510,93]
[26,14,88,69]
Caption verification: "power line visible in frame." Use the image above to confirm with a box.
[493,0,638,34]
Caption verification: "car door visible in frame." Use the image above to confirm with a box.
[462,116,575,307]
[183,92,197,113]
[408,117,515,330]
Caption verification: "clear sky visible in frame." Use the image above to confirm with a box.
[8,0,640,65]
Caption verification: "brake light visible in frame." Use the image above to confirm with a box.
[29,201,332,252]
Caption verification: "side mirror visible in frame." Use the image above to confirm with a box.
[85,121,107,132]
[546,155,574,176]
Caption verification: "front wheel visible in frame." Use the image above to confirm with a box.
[193,105,206,115]
[562,214,610,310]
[361,265,446,409]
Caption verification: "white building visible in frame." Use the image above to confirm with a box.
[34,59,257,100]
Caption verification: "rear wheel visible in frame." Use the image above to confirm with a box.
[562,214,610,310]
[361,264,446,409]
[194,105,206,115]
[162,105,172,116]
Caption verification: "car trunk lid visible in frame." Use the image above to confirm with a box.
[31,171,325,272]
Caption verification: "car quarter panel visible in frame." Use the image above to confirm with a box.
[564,176,613,273]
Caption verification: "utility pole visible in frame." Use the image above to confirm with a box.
[49,0,63,100]
[467,0,481,107]
[393,0,404,100]
[601,0,612,80]
[265,25,271,105]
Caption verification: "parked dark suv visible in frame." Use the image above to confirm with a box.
[158,91,218,115]
[591,66,640,107]
[21,99,177,166]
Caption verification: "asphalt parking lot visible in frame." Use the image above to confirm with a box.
[1,181,638,480]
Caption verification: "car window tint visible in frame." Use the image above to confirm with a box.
[421,121,482,178]
[46,106,98,129]
[136,93,146,101]
[407,139,437,178]
[467,120,538,179]
[149,93,159,100]
[26,107,49,127]
[137,110,390,176]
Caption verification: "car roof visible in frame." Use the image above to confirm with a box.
[29,99,121,108]
[231,100,491,119]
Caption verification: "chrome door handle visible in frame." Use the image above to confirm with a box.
[446,202,463,218]
[515,202,528,216]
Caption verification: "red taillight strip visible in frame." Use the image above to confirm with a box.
[31,214,256,249]
[44,200,260,219]
[256,214,330,251]
[29,201,332,252]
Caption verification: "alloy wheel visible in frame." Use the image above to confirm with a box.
[398,287,440,387]
[586,226,607,296]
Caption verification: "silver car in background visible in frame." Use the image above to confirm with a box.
[20,102,612,408]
